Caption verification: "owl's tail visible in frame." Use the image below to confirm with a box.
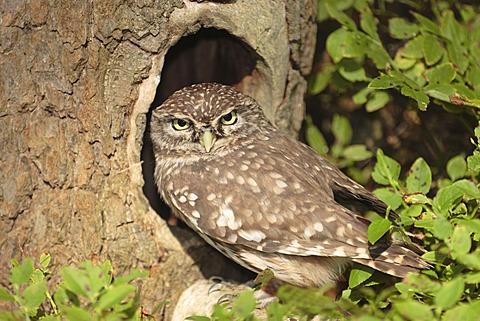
[351,243,432,278]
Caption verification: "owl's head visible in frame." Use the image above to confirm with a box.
[150,83,274,158]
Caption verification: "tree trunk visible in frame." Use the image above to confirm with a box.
[0,0,316,318]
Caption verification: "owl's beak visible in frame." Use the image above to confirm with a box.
[200,130,216,153]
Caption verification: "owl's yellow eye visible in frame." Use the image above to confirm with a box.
[172,119,191,130]
[220,111,237,125]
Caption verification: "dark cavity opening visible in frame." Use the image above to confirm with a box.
[142,28,259,219]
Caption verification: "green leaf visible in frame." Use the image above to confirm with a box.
[372,149,401,187]
[266,302,288,321]
[422,251,447,264]
[332,114,352,146]
[432,185,463,215]
[253,268,275,290]
[305,116,328,157]
[309,64,336,94]
[369,74,403,89]
[326,28,367,63]
[373,188,402,210]
[400,36,424,59]
[394,55,416,70]
[423,33,444,65]
[450,93,480,108]
[440,10,466,44]
[412,12,439,34]
[231,291,256,318]
[389,18,420,39]
[467,151,480,171]
[395,300,434,320]
[326,28,348,63]
[434,277,464,310]
[338,59,368,82]
[407,65,427,86]
[0,286,14,301]
[433,217,453,240]
[359,7,380,41]
[0,311,23,321]
[414,210,435,232]
[366,91,389,112]
[449,225,472,255]
[30,269,45,283]
[60,266,88,298]
[457,251,480,269]
[457,219,480,235]
[62,305,92,321]
[446,155,467,181]
[186,316,211,321]
[40,252,51,271]
[342,144,373,162]
[325,0,357,30]
[400,86,429,111]
[366,43,392,69]
[403,193,429,205]
[406,157,432,194]
[403,204,423,218]
[353,87,373,104]
[367,218,392,245]
[96,284,135,311]
[425,63,457,85]
[442,302,480,321]
[446,41,469,74]
[349,264,374,288]
[464,272,480,284]
[22,280,47,312]
[424,84,457,102]
[277,285,336,315]
[466,65,480,90]
[10,258,34,285]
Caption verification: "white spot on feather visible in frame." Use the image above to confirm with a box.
[216,208,241,230]
[303,226,316,239]
[314,222,324,232]
[238,229,266,242]
[192,210,200,218]
[332,248,346,257]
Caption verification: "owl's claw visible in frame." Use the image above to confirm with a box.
[208,277,226,294]
[217,293,238,305]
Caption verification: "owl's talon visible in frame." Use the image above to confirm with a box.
[217,293,237,305]
[208,276,224,283]
[208,281,226,294]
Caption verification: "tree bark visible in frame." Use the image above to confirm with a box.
[0,0,316,318]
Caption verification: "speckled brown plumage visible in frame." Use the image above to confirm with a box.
[150,83,429,288]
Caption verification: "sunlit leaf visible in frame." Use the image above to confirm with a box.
[406,157,432,194]
[389,18,419,39]
[349,265,374,288]
[434,277,464,310]
[423,33,444,65]
[366,91,389,112]
[368,218,392,244]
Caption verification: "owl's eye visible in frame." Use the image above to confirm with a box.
[220,111,237,125]
[172,119,191,130]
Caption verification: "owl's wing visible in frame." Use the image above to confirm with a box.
[303,144,400,221]
[167,133,417,263]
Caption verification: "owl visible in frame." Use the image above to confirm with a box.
[150,83,429,288]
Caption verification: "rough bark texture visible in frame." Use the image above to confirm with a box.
[0,0,316,318]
